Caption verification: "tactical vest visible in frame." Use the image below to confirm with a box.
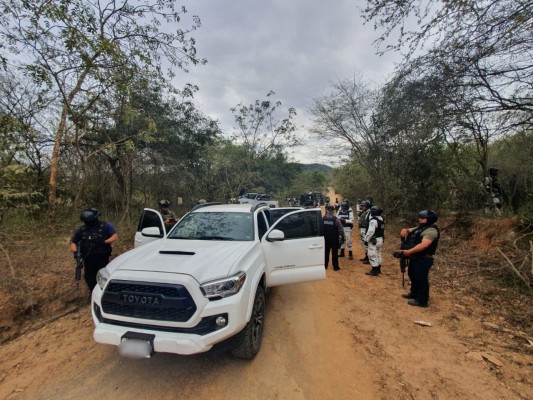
[411,224,440,258]
[370,217,385,238]
[79,222,111,258]
[358,210,369,229]
[337,209,353,227]
[323,216,340,243]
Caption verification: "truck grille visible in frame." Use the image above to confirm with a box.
[101,280,197,322]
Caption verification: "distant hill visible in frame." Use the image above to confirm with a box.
[298,163,333,173]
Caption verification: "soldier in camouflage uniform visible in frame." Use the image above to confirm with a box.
[159,200,176,226]
[358,200,371,264]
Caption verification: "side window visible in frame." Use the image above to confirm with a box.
[274,211,320,239]
[257,212,268,240]
[137,210,164,235]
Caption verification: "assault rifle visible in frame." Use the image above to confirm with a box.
[393,232,416,287]
[75,248,84,287]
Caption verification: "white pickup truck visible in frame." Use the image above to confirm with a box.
[238,193,279,208]
[91,203,325,359]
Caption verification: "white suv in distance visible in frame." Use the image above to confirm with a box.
[92,203,325,359]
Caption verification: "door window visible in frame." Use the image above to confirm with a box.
[273,210,320,239]
[137,209,164,236]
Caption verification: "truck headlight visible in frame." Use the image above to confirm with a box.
[200,272,246,299]
[96,268,110,290]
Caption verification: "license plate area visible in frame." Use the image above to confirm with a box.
[118,331,155,359]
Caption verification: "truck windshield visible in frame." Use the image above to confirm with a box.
[168,212,254,241]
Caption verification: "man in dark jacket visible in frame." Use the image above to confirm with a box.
[70,208,118,291]
[323,205,345,271]
[398,210,440,307]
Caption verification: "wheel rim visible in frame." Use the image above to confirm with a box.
[251,293,265,349]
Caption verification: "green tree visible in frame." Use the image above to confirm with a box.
[0,0,205,222]
[363,0,533,126]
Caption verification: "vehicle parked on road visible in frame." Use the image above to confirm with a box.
[238,193,279,208]
[92,203,325,359]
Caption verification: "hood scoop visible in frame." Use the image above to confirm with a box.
[159,250,196,255]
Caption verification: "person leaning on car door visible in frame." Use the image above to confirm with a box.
[70,208,118,291]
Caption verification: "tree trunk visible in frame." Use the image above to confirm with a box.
[47,67,90,224]
[48,103,69,224]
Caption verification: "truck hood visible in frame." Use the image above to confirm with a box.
[106,239,255,283]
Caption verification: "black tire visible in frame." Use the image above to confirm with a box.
[231,285,266,360]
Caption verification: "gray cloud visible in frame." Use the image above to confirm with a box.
[172,0,400,163]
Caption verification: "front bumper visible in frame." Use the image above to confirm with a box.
[91,271,251,355]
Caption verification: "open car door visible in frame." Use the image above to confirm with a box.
[262,208,325,286]
[134,208,166,248]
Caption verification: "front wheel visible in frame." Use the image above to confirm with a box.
[231,286,266,359]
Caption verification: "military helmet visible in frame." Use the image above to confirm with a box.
[326,205,335,212]
[80,208,100,223]
[418,210,438,224]
[159,199,170,208]
[488,167,499,176]
[370,206,383,216]
[341,200,349,210]
[360,200,371,209]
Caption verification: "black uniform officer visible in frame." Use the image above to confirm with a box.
[70,208,118,291]
[323,205,345,271]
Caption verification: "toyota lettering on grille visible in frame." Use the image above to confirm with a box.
[121,293,163,305]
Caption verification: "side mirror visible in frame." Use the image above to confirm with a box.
[141,227,163,238]
[266,229,284,242]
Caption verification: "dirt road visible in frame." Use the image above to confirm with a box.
[0,190,531,399]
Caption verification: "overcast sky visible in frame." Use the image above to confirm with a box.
[173,0,400,165]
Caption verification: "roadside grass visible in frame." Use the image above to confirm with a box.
[0,211,137,343]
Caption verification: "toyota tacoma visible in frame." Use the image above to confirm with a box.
[91,203,325,359]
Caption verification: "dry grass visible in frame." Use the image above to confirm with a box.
[0,216,136,343]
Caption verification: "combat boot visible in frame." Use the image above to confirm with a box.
[365,267,379,276]
[339,249,345,257]
[377,265,382,274]
[349,251,353,260]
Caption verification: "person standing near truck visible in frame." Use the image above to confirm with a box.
[323,205,345,271]
[70,208,118,291]
[337,200,354,259]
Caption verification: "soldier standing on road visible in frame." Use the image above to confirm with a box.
[323,205,345,271]
[70,208,118,291]
[358,200,371,264]
[398,210,440,307]
[337,200,355,259]
[356,199,362,215]
[364,206,385,276]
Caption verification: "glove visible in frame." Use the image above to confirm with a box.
[370,237,377,245]
[339,236,345,244]
[73,252,78,259]
[393,251,403,259]
[363,241,368,246]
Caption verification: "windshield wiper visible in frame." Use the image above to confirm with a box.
[199,236,235,241]
[168,235,194,239]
